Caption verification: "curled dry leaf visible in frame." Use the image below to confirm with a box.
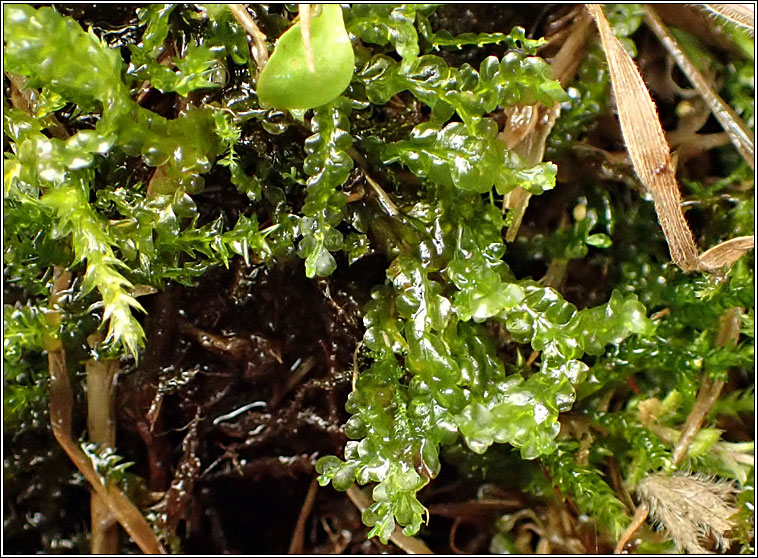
[636,472,739,554]
[699,236,755,271]
[586,4,701,272]
[500,11,591,242]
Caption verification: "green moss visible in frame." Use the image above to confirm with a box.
[3,3,754,552]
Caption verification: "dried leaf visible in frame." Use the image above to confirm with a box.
[698,235,755,270]
[636,472,738,554]
[502,103,560,242]
[498,12,591,243]
[586,4,701,272]
[702,4,756,35]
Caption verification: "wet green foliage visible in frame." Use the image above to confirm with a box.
[317,181,654,538]
[258,5,355,110]
[3,3,754,553]
[81,442,135,485]
[542,442,630,538]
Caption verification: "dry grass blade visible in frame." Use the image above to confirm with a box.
[644,6,755,169]
[586,4,700,272]
[702,3,756,35]
[699,235,755,270]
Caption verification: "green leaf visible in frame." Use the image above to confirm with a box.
[40,180,146,356]
[297,100,353,277]
[136,4,176,57]
[345,4,432,70]
[129,42,223,97]
[299,232,338,278]
[383,120,505,193]
[258,5,355,111]
[421,24,547,54]
[542,444,630,538]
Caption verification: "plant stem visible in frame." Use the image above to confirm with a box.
[613,502,649,554]
[45,268,166,555]
[227,4,269,71]
[671,307,741,465]
[288,476,319,554]
[86,333,119,554]
[298,4,316,73]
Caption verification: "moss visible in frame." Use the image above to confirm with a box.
[4,4,754,553]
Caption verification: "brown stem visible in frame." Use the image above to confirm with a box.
[288,476,319,554]
[86,334,119,554]
[671,307,741,466]
[46,268,166,554]
[614,502,649,554]
[227,4,269,71]
[672,377,726,466]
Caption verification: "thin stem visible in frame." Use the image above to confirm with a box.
[644,5,755,169]
[86,333,119,554]
[46,268,166,555]
[672,377,725,466]
[671,307,741,466]
[288,476,319,553]
[614,502,649,554]
[227,4,269,71]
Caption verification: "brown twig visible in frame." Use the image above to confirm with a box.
[46,268,166,554]
[227,4,268,71]
[613,502,649,554]
[672,376,727,466]
[86,333,120,554]
[288,476,319,553]
[671,307,742,465]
